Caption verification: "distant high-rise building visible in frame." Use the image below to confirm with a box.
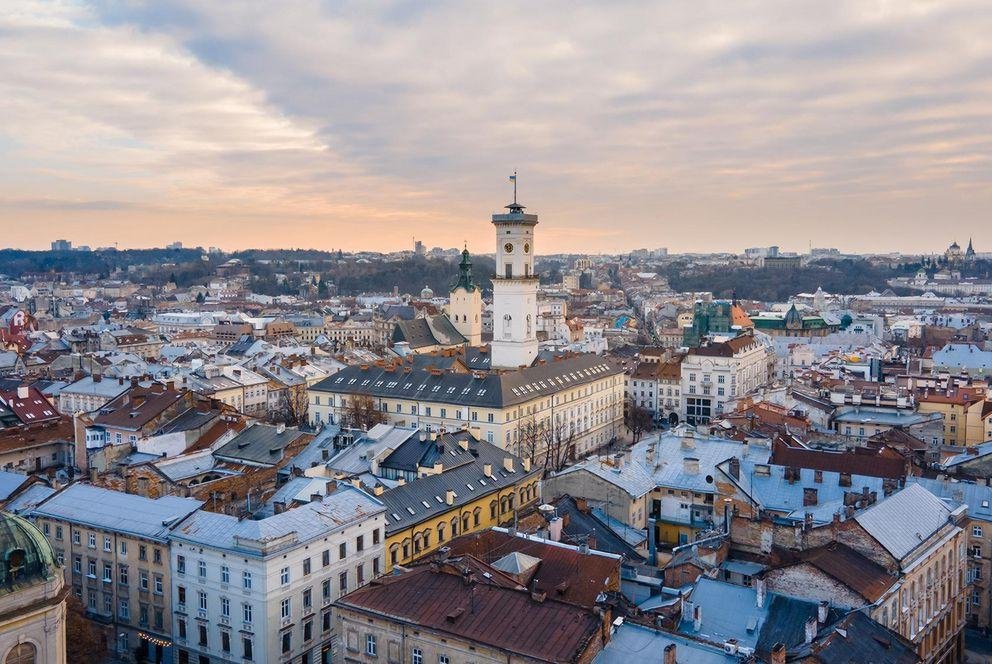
[413,239,425,256]
[50,239,71,251]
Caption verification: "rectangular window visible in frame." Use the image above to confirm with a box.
[281,598,291,619]
[178,619,186,640]
[103,563,112,583]
[198,624,207,647]
[303,557,311,576]
[221,597,230,617]
[339,542,346,559]
[120,540,127,556]
[221,565,230,584]
[322,579,331,601]
[139,545,147,561]
[366,634,377,656]
[139,571,148,590]
[357,563,365,585]
[104,536,111,552]
[198,591,207,611]
[221,631,231,653]
[339,571,348,593]
[412,649,423,664]
[373,557,380,577]
[280,566,290,585]
[322,550,330,567]
[154,575,163,594]
[73,556,82,574]
[282,632,291,654]
[88,533,96,548]
[303,588,312,610]
[177,555,186,575]
[198,560,206,578]
[322,609,332,633]
[304,619,313,642]
[119,565,128,586]
[243,603,253,623]
[243,638,253,660]
[356,535,364,552]
[243,571,252,590]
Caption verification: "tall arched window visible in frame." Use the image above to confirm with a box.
[5,643,36,664]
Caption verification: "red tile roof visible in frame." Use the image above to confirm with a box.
[444,529,621,609]
[794,542,895,603]
[335,560,604,663]
[0,387,59,424]
[769,437,906,480]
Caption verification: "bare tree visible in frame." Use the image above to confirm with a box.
[541,417,577,476]
[624,398,653,443]
[342,392,387,431]
[515,414,543,465]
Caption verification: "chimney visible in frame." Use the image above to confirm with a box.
[503,457,514,472]
[818,601,829,624]
[325,480,337,494]
[803,487,818,506]
[310,493,322,503]
[483,464,493,478]
[373,486,384,496]
[445,490,455,505]
[804,616,817,644]
[276,423,286,435]
[663,644,677,664]
[692,604,702,631]
[273,501,286,514]
[770,643,786,664]
[728,457,740,480]
[613,453,624,469]
[755,578,766,609]
[683,457,700,474]
[839,473,852,487]
[522,458,531,472]
[869,490,877,505]
[681,430,696,450]
[457,438,469,452]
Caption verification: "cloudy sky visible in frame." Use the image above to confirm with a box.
[2,1,990,254]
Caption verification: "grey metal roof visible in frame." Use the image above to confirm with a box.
[30,483,203,542]
[381,430,477,473]
[171,485,384,556]
[311,353,622,409]
[3,483,56,515]
[156,407,218,434]
[595,622,736,664]
[678,577,766,648]
[0,470,29,501]
[378,437,538,535]
[630,427,769,494]
[909,477,992,523]
[214,423,309,466]
[855,483,954,562]
[553,455,657,499]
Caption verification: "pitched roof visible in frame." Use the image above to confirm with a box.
[769,437,906,480]
[92,383,184,430]
[552,455,656,499]
[335,562,603,663]
[792,610,919,663]
[855,484,955,562]
[392,315,467,349]
[213,424,312,466]
[445,528,623,608]
[793,542,895,602]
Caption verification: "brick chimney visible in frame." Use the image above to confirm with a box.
[770,643,786,664]
[803,487,818,506]
[663,644,677,664]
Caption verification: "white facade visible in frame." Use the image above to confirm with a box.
[680,336,769,425]
[170,487,385,664]
[490,202,539,369]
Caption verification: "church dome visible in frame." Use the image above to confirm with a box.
[420,285,434,299]
[0,511,56,594]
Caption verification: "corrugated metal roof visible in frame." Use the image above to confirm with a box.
[854,484,953,562]
[595,622,735,664]
[552,455,656,499]
[30,484,203,541]
[172,485,384,555]
[909,477,992,523]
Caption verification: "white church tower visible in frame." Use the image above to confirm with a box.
[490,175,539,369]
[448,245,482,346]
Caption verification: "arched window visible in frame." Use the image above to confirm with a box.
[490,500,498,520]
[451,517,459,536]
[462,512,470,532]
[437,522,445,543]
[5,643,36,664]
[473,507,481,527]
[502,314,512,339]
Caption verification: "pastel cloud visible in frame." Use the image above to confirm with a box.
[1,0,990,253]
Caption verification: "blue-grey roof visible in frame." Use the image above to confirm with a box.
[855,484,954,562]
[832,406,940,427]
[726,459,886,520]
[3,483,56,515]
[61,375,131,400]
[214,423,310,466]
[0,470,29,501]
[943,440,992,468]
[553,455,657,499]
[325,425,413,476]
[171,485,384,556]
[909,477,992,523]
[932,343,992,370]
[594,622,736,664]
[30,484,203,542]
[630,427,769,494]
[719,559,766,577]
[679,577,766,648]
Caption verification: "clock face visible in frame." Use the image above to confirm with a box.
[523,243,530,254]
[504,243,514,253]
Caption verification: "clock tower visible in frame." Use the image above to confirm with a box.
[490,180,539,369]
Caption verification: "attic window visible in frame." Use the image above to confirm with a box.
[406,507,416,515]
[391,513,401,521]
[984,501,990,509]
[421,501,431,508]
[466,483,474,491]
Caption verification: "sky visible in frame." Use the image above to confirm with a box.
[1,1,990,255]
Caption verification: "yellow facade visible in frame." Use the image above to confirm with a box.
[917,398,992,447]
[384,475,541,571]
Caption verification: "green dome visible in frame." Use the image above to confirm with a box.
[0,511,56,593]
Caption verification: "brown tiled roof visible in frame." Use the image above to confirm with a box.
[443,529,621,609]
[93,384,184,430]
[0,387,59,424]
[769,437,906,480]
[0,418,74,454]
[689,335,760,357]
[867,428,928,453]
[916,386,985,406]
[797,542,895,602]
[335,561,603,663]
[630,360,681,382]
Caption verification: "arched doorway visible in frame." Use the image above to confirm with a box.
[668,412,680,427]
